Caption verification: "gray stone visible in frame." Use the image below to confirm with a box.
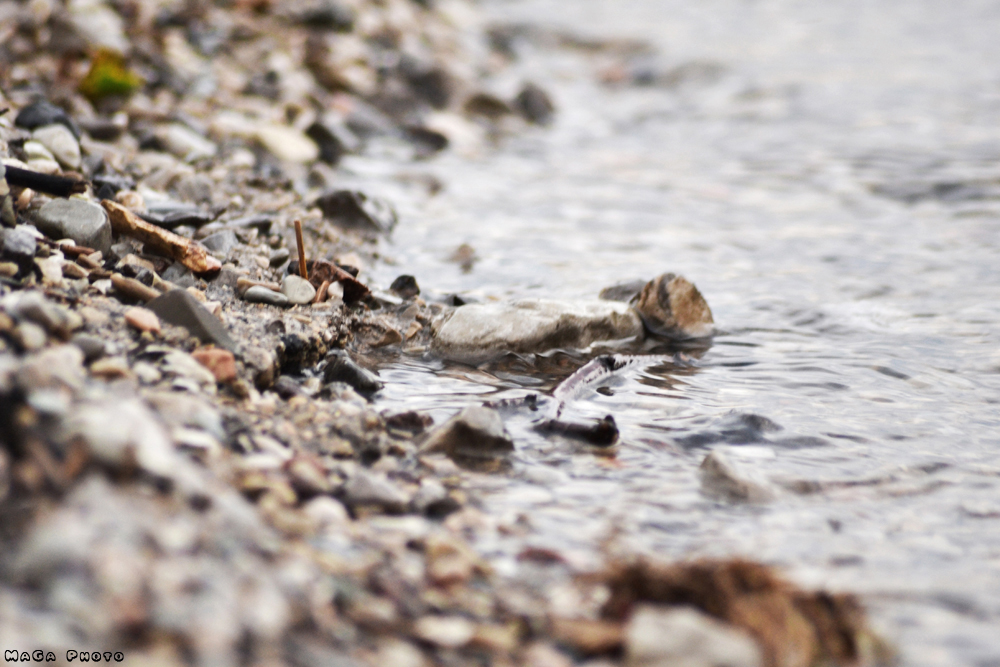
[14,100,80,138]
[514,83,555,125]
[314,190,397,234]
[158,123,218,162]
[631,273,714,340]
[200,229,239,256]
[32,124,82,170]
[322,350,382,395]
[1,227,38,276]
[599,279,648,303]
[699,450,777,504]
[269,247,290,267]
[280,275,317,305]
[625,606,762,667]
[144,289,238,352]
[34,199,112,254]
[420,406,514,460]
[243,285,289,307]
[431,299,643,364]
[70,334,107,363]
[341,470,410,513]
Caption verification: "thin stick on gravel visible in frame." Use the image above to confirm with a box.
[5,165,87,198]
[314,279,330,304]
[294,219,308,280]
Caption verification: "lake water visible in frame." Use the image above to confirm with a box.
[347,1,1000,664]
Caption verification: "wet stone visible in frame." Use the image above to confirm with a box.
[281,275,317,305]
[431,298,643,364]
[420,406,515,460]
[323,350,383,396]
[699,450,777,503]
[32,124,82,170]
[599,279,648,303]
[243,285,290,307]
[389,275,420,300]
[33,199,112,255]
[145,289,237,352]
[632,273,714,340]
[514,83,556,125]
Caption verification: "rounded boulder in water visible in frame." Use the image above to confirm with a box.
[632,273,714,340]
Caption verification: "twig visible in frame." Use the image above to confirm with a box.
[4,165,88,198]
[314,279,330,304]
[294,219,308,280]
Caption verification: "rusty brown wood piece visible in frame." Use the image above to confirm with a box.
[294,219,308,280]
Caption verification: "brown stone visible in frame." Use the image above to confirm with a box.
[191,347,237,383]
[632,273,714,340]
[124,307,161,334]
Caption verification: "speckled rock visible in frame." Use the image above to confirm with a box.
[33,199,112,254]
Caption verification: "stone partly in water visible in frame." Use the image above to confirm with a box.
[632,273,714,340]
[625,606,762,667]
[33,199,112,254]
[322,350,383,396]
[420,406,514,460]
[699,450,777,504]
[431,299,643,364]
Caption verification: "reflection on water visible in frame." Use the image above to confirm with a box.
[353,1,1000,664]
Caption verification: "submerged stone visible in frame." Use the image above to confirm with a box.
[431,299,643,364]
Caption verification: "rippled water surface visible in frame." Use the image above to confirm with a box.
[350,1,1000,663]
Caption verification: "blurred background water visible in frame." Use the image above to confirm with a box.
[350,1,1000,664]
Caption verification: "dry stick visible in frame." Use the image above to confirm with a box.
[294,219,308,281]
[5,165,88,198]
[314,279,330,304]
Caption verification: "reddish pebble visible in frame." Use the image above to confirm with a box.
[124,307,160,334]
[192,348,237,383]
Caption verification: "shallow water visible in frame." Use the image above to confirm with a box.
[351,1,1000,663]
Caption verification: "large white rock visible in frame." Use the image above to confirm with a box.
[431,298,643,363]
[626,605,762,667]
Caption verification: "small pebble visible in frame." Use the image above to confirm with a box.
[243,285,290,307]
[191,348,238,383]
[124,307,161,334]
[280,275,317,305]
[31,124,82,169]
